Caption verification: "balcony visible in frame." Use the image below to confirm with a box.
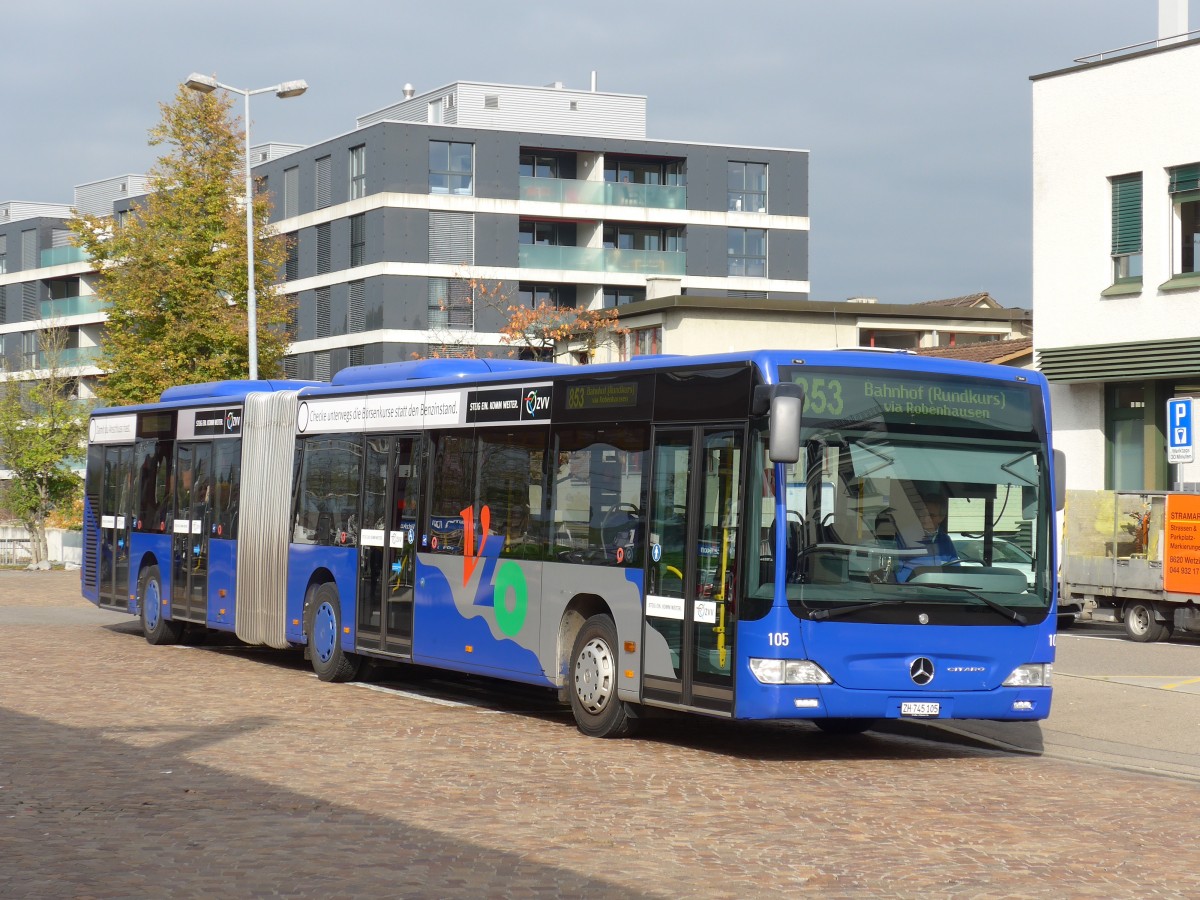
[519,244,685,277]
[39,246,89,268]
[519,176,685,210]
[35,346,103,369]
[41,296,109,319]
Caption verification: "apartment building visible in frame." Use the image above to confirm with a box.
[1032,6,1200,491]
[254,79,811,378]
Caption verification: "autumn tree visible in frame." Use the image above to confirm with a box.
[475,280,626,362]
[0,325,89,566]
[69,85,290,404]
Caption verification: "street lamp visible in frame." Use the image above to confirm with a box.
[184,72,308,381]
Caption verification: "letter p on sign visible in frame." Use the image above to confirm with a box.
[1169,397,1195,464]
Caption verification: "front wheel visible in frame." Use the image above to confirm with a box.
[140,564,183,645]
[305,582,361,682]
[1124,601,1170,643]
[569,614,638,738]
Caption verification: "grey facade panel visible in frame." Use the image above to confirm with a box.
[768,229,808,283]
[381,207,427,265]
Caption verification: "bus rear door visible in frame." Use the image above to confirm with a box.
[643,426,743,714]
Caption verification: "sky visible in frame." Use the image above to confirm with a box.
[2,1,1180,309]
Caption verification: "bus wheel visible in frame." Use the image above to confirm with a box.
[569,615,638,738]
[1124,602,1170,643]
[814,718,875,735]
[140,565,183,645]
[306,583,360,683]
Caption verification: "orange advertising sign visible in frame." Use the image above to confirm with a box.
[1165,494,1200,594]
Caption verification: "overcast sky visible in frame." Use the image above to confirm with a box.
[3,1,1180,308]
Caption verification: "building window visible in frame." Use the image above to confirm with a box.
[1110,172,1142,285]
[316,223,331,275]
[627,325,662,358]
[0,234,6,274]
[518,283,577,309]
[429,141,473,196]
[728,228,766,277]
[284,166,299,218]
[1169,163,1200,276]
[603,224,684,252]
[315,156,332,208]
[428,99,443,124]
[428,277,473,329]
[349,145,366,200]
[350,214,366,267]
[604,157,685,186]
[728,161,767,212]
[603,287,646,307]
[519,220,576,246]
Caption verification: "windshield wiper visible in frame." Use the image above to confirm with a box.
[913,582,1029,624]
[810,585,1029,624]
[809,597,919,621]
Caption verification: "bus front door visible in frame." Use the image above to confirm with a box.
[98,444,134,610]
[170,442,211,623]
[357,434,421,656]
[643,426,743,714]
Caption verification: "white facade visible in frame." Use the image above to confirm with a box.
[1032,37,1200,491]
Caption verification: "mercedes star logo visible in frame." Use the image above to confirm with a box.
[910,657,935,685]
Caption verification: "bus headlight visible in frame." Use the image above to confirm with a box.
[750,658,833,685]
[1003,663,1052,687]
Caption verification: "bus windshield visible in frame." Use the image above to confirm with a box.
[750,428,1052,622]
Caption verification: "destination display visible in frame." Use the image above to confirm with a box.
[779,366,1037,433]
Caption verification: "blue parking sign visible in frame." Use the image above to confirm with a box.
[1168,397,1194,463]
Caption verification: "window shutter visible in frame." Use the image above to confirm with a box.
[1111,173,1142,256]
[316,156,332,208]
[316,223,331,275]
[284,167,298,218]
[348,280,365,333]
[1170,163,1200,195]
[315,287,330,339]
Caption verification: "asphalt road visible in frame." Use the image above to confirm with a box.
[897,620,1200,781]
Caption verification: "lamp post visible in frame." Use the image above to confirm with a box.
[184,73,307,381]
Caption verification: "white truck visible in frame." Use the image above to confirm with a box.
[1061,489,1200,641]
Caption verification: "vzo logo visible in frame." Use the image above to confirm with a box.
[461,504,528,637]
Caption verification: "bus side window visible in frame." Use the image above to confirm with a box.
[428,431,476,554]
[551,424,648,566]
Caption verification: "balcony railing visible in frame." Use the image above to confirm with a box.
[39,246,89,268]
[41,296,108,319]
[519,244,685,277]
[35,346,103,369]
[519,176,686,210]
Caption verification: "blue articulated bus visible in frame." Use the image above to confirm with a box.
[82,350,1063,738]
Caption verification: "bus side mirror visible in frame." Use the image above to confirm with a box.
[768,383,804,464]
[1053,448,1066,511]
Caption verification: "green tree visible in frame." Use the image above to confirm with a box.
[0,325,89,566]
[69,85,291,405]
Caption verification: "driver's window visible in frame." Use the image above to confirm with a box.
[551,424,648,566]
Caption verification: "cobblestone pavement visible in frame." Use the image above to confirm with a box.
[3,570,1199,898]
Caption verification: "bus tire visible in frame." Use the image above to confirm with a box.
[1124,601,1169,643]
[569,614,638,738]
[140,564,183,645]
[306,582,360,683]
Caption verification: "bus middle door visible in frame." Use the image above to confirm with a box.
[642,426,743,715]
[357,434,420,657]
